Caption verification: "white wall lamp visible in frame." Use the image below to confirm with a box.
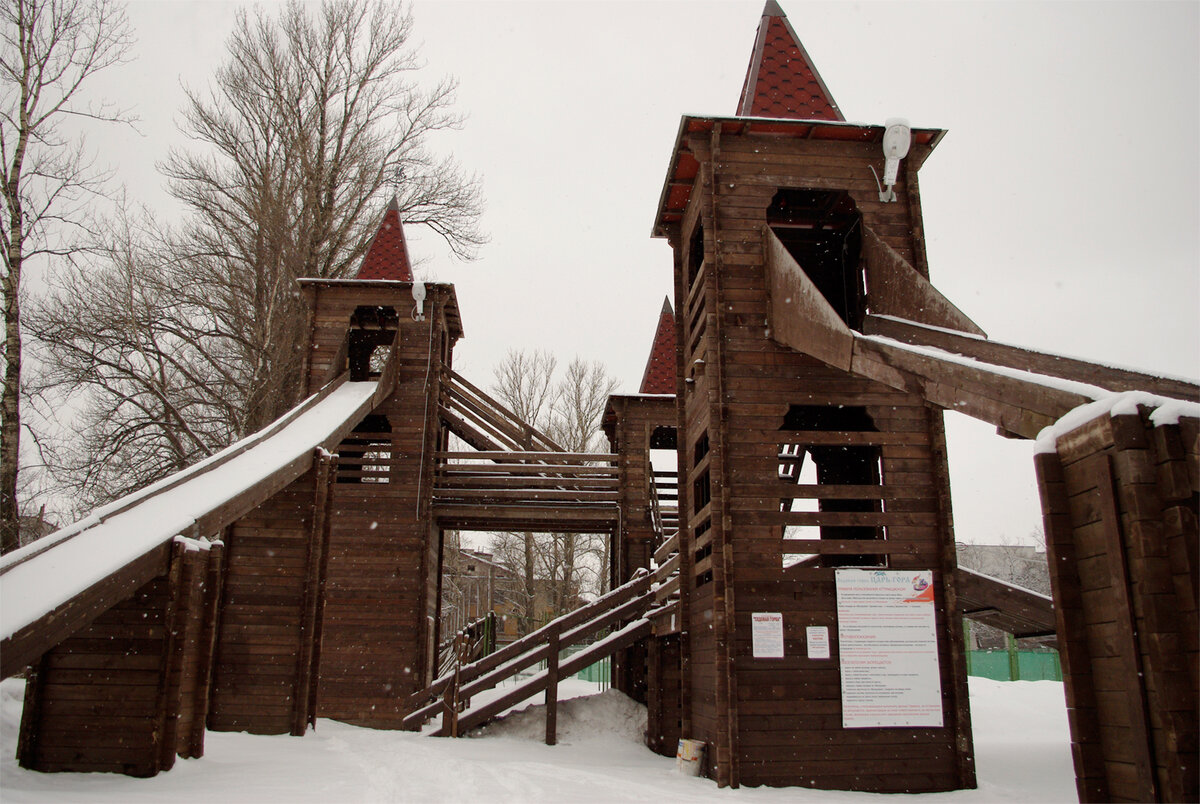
[874,118,911,203]
[412,280,426,321]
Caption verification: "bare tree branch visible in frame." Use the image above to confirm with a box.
[0,0,133,551]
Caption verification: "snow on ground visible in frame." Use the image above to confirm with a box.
[0,676,1076,803]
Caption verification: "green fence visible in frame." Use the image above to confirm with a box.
[967,647,1062,681]
[574,656,610,686]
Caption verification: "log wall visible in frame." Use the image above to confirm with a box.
[18,539,223,776]
[668,130,973,791]
[208,459,331,735]
[1036,411,1199,803]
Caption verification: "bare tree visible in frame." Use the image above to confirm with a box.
[489,348,558,633]
[26,204,239,507]
[0,0,133,552]
[487,351,618,629]
[161,0,484,435]
[543,358,618,608]
[30,0,484,510]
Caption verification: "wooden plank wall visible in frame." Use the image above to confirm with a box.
[670,130,973,791]
[18,539,223,776]
[646,634,683,757]
[208,463,330,735]
[1036,411,1199,803]
[311,286,453,728]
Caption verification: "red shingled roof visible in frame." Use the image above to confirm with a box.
[639,297,677,395]
[355,198,414,281]
[737,0,844,121]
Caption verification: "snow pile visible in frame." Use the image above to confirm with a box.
[471,688,647,744]
[1,676,1077,802]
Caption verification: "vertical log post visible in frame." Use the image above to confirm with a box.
[187,539,225,757]
[293,449,336,736]
[153,539,189,774]
[545,628,560,746]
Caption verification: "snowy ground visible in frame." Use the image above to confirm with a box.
[1,676,1076,803]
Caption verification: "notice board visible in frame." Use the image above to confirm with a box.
[835,569,943,728]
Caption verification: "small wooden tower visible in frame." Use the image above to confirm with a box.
[604,299,679,703]
[651,2,976,791]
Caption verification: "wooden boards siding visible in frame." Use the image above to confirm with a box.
[1037,411,1199,803]
[18,539,223,776]
[208,470,323,735]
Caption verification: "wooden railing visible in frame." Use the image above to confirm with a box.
[439,369,565,453]
[403,570,655,741]
[648,469,679,538]
[432,451,622,531]
[438,612,497,679]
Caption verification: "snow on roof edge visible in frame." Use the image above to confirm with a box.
[1033,391,1200,455]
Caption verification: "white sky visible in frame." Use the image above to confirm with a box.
[62,0,1200,545]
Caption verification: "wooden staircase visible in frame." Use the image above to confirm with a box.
[403,569,659,741]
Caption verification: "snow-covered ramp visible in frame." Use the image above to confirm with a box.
[1,379,379,678]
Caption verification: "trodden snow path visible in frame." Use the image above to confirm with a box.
[1,676,1077,803]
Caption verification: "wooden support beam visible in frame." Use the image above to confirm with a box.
[861,227,984,336]
[850,336,1090,440]
[187,540,224,758]
[293,450,336,736]
[545,629,559,746]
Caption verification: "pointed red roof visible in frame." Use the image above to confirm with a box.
[639,297,677,395]
[355,198,414,281]
[737,1,844,121]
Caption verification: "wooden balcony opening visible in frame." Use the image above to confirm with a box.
[767,188,864,329]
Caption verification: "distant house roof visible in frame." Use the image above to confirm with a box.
[355,198,414,281]
[639,297,676,395]
[737,0,843,121]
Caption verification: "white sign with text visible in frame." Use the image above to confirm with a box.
[835,569,943,728]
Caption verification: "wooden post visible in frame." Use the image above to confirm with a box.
[153,539,189,774]
[963,620,973,677]
[545,628,560,746]
[187,539,225,757]
[1088,454,1159,802]
[15,657,46,767]
[293,450,335,736]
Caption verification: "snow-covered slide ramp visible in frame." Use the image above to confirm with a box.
[1,378,380,678]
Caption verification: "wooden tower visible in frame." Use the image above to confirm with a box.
[604,299,679,705]
[650,2,976,791]
[294,202,461,726]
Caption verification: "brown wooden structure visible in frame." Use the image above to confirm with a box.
[1,4,1196,800]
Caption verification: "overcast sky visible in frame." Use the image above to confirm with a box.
[67,0,1199,545]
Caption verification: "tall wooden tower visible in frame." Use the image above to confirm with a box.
[651,2,977,791]
[296,201,462,726]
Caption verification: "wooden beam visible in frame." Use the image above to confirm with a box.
[850,336,1091,440]
[763,227,854,371]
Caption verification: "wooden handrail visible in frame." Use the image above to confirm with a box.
[441,369,567,453]
[403,569,652,730]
